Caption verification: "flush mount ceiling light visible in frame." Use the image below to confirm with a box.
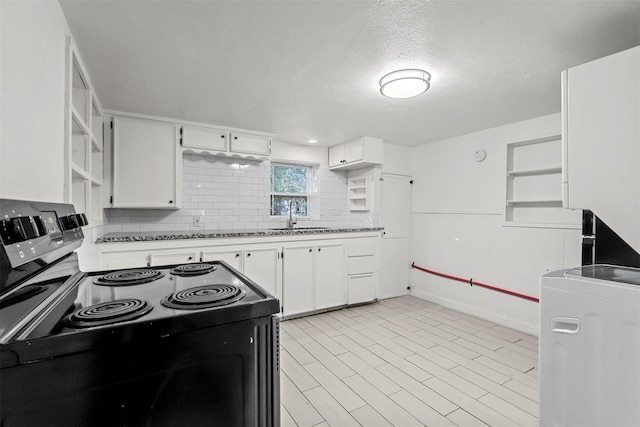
[379,69,431,99]
[307,139,318,144]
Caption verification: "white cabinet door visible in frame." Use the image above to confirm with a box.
[243,246,280,297]
[113,116,179,208]
[182,125,228,152]
[201,248,242,271]
[149,251,197,267]
[230,132,270,156]
[282,246,315,316]
[564,46,640,254]
[328,144,345,168]
[315,243,346,310]
[344,138,364,163]
[329,137,383,170]
[101,251,149,270]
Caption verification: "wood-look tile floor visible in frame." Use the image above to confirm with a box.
[280,295,539,427]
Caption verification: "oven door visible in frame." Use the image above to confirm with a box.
[0,315,279,427]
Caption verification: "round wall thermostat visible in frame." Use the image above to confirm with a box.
[474,149,486,162]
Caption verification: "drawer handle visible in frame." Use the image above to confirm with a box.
[247,253,251,257]
[318,248,322,252]
[188,256,193,261]
[235,253,240,258]
[551,317,580,334]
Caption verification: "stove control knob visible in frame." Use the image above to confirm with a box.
[75,213,88,227]
[60,214,80,231]
[0,217,28,244]
[32,216,48,236]
[18,216,41,239]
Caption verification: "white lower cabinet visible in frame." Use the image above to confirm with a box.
[148,251,197,267]
[200,248,242,271]
[348,274,375,304]
[347,238,379,304]
[315,244,347,309]
[101,251,149,270]
[202,247,279,295]
[95,233,380,316]
[282,245,315,316]
[282,243,346,317]
[243,246,280,298]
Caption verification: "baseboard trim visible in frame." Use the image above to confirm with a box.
[409,289,539,336]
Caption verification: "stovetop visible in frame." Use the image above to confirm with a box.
[0,260,279,363]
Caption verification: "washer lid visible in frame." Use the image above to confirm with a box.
[565,264,640,286]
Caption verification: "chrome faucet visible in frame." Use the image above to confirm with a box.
[288,200,298,229]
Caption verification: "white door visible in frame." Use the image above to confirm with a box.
[380,173,412,299]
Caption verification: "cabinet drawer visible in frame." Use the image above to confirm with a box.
[348,274,374,305]
[348,255,376,275]
[349,242,377,257]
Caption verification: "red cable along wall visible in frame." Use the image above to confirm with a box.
[411,263,539,303]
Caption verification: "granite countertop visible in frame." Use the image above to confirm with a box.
[95,227,384,243]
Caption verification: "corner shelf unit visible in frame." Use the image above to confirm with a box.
[505,134,580,228]
[65,37,104,225]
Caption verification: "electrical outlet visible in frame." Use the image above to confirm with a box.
[193,216,201,227]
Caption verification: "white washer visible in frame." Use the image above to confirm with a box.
[540,265,640,427]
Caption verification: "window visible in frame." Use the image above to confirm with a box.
[271,163,309,216]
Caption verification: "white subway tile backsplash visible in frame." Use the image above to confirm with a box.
[105,154,377,229]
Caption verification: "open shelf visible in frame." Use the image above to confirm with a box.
[505,134,580,227]
[65,37,104,225]
[347,176,370,211]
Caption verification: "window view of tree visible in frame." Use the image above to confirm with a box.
[271,164,309,216]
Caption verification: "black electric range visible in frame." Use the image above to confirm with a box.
[0,198,280,427]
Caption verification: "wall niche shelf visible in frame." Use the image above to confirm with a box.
[505,134,580,228]
[348,177,370,211]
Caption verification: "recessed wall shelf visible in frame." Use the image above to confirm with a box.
[348,176,370,211]
[505,134,580,227]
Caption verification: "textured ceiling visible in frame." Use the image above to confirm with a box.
[59,0,640,147]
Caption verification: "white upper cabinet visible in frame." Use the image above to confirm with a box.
[181,125,228,153]
[229,132,271,157]
[329,136,383,170]
[180,126,271,160]
[562,46,640,253]
[112,116,181,209]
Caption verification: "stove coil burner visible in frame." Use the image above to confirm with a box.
[93,269,165,286]
[161,284,246,310]
[65,299,153,327]
[170,263,218,277]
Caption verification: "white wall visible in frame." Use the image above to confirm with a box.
[383,143,413,176]
[410,114,581,334]
[1,1,70,202]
